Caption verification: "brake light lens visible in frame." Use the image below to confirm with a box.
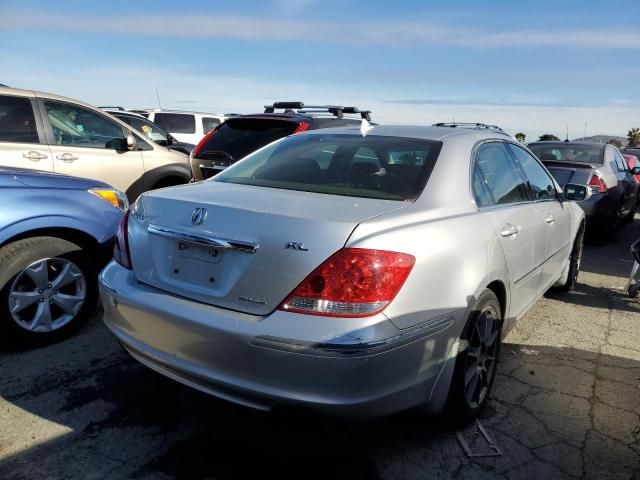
[113,210,132,269]
[589,174,607,193]
[279,248,415,317]
[192,127,218,158]
[292,121,310,134]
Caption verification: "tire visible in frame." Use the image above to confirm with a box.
[622,202,636,223]
[558,224,584,292]
[0,237,97,345]
[445,289,502,425]
[152,176,189,190]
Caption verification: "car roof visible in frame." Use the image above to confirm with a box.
[103,109,147,119]
[299,124,512,142]
[135,108,226,117]
[0,85,104,112]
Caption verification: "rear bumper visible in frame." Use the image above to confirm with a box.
[578,193,616,221]
[190,157,230,181]
[99,261,463,418]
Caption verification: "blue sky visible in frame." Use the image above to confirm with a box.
[2,0,640,139]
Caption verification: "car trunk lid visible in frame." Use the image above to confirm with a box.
[541,160,595,187]
[128,181,410,315]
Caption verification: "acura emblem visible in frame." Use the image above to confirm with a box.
[191,207,207,225]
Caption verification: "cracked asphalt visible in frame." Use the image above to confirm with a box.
[1,218,639,480]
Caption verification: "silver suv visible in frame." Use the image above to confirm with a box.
[0,86,192,200]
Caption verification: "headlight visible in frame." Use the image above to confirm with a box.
[130,193,145,221]
[88,188,129,210]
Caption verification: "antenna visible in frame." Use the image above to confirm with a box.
[155,88,162,109]
[565,126,569,142]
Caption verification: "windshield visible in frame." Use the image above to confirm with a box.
[528,143,604,164]
[214,134,442,201]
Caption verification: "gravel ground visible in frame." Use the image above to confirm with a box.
[1,218,639,480]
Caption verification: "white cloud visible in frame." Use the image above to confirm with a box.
[2,57,637,139]
[2,12,640,49]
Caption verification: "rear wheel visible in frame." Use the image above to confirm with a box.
[445,289,502,424]
[0,237,97,344]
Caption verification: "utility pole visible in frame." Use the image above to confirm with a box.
[155,88,162,109]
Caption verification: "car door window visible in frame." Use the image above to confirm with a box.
[202,117,220,134]
[0,95,39,143]
[154,113,195,134]
[508,144,557,201]
[473,142,528,206]
[44,101,126,149]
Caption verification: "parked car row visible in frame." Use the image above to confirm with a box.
[528,141,640,241]
[1,86,637,424]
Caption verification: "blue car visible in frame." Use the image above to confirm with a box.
[0,168,127,343]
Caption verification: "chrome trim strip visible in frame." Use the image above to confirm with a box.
[148,224,259,254]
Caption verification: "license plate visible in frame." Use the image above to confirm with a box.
[176,241,221,264]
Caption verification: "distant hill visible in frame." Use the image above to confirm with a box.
[572,135,627,145]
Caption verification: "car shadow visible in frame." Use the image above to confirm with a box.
[581,216,639,279]
[1,319,638,479]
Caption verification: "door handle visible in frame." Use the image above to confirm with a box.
[56,153,79,163]
[545,214,555,224]
[22,151,48,161]
[500,224,519,237]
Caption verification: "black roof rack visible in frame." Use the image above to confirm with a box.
[433,122,505,133]
[264,102,372,121]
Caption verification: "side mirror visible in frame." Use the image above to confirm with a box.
[563,183,592,202]
[126,133,136,151]
[166,134,175,145]
[631,166,640,175]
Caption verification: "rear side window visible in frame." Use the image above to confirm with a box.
[202,117,220,134]
[0,95,39,143]
[474,142,528,206]
[214,134,441,201]
[195,118,299,161]
[154,113,195,134]
[508,144,557,201]
[614,150,629,172]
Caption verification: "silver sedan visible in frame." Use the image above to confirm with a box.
[99,124,588,420]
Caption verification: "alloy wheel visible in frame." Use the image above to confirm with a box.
[463,305,500,409]
[8,257,86,333]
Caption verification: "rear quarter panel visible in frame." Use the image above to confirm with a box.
[348,209,509,331]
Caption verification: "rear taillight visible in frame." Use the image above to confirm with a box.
[192,127,218,158]
[113,210,132,269]
[589,174,607,193]
[279,248,415,317]
[292,122,310,134]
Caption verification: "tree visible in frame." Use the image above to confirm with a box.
[607,138,623,148]
[538,134,560,141]
[627,128,640,147]
[515,132,526,143]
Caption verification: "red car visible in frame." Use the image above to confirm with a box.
[623,154,640,183]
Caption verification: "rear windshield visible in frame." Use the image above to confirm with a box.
[194,118,298,161]
[528,143,603,164]
[214,134,442,201]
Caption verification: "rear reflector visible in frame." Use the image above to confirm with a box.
[192,126,218,158]
[292,122,310,134]
[279,248,414,317]
[589,174,607,193]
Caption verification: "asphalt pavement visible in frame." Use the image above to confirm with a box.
[1,218,639,480]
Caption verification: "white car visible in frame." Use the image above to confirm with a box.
[0,86,192,201]
[131,109,227,144]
